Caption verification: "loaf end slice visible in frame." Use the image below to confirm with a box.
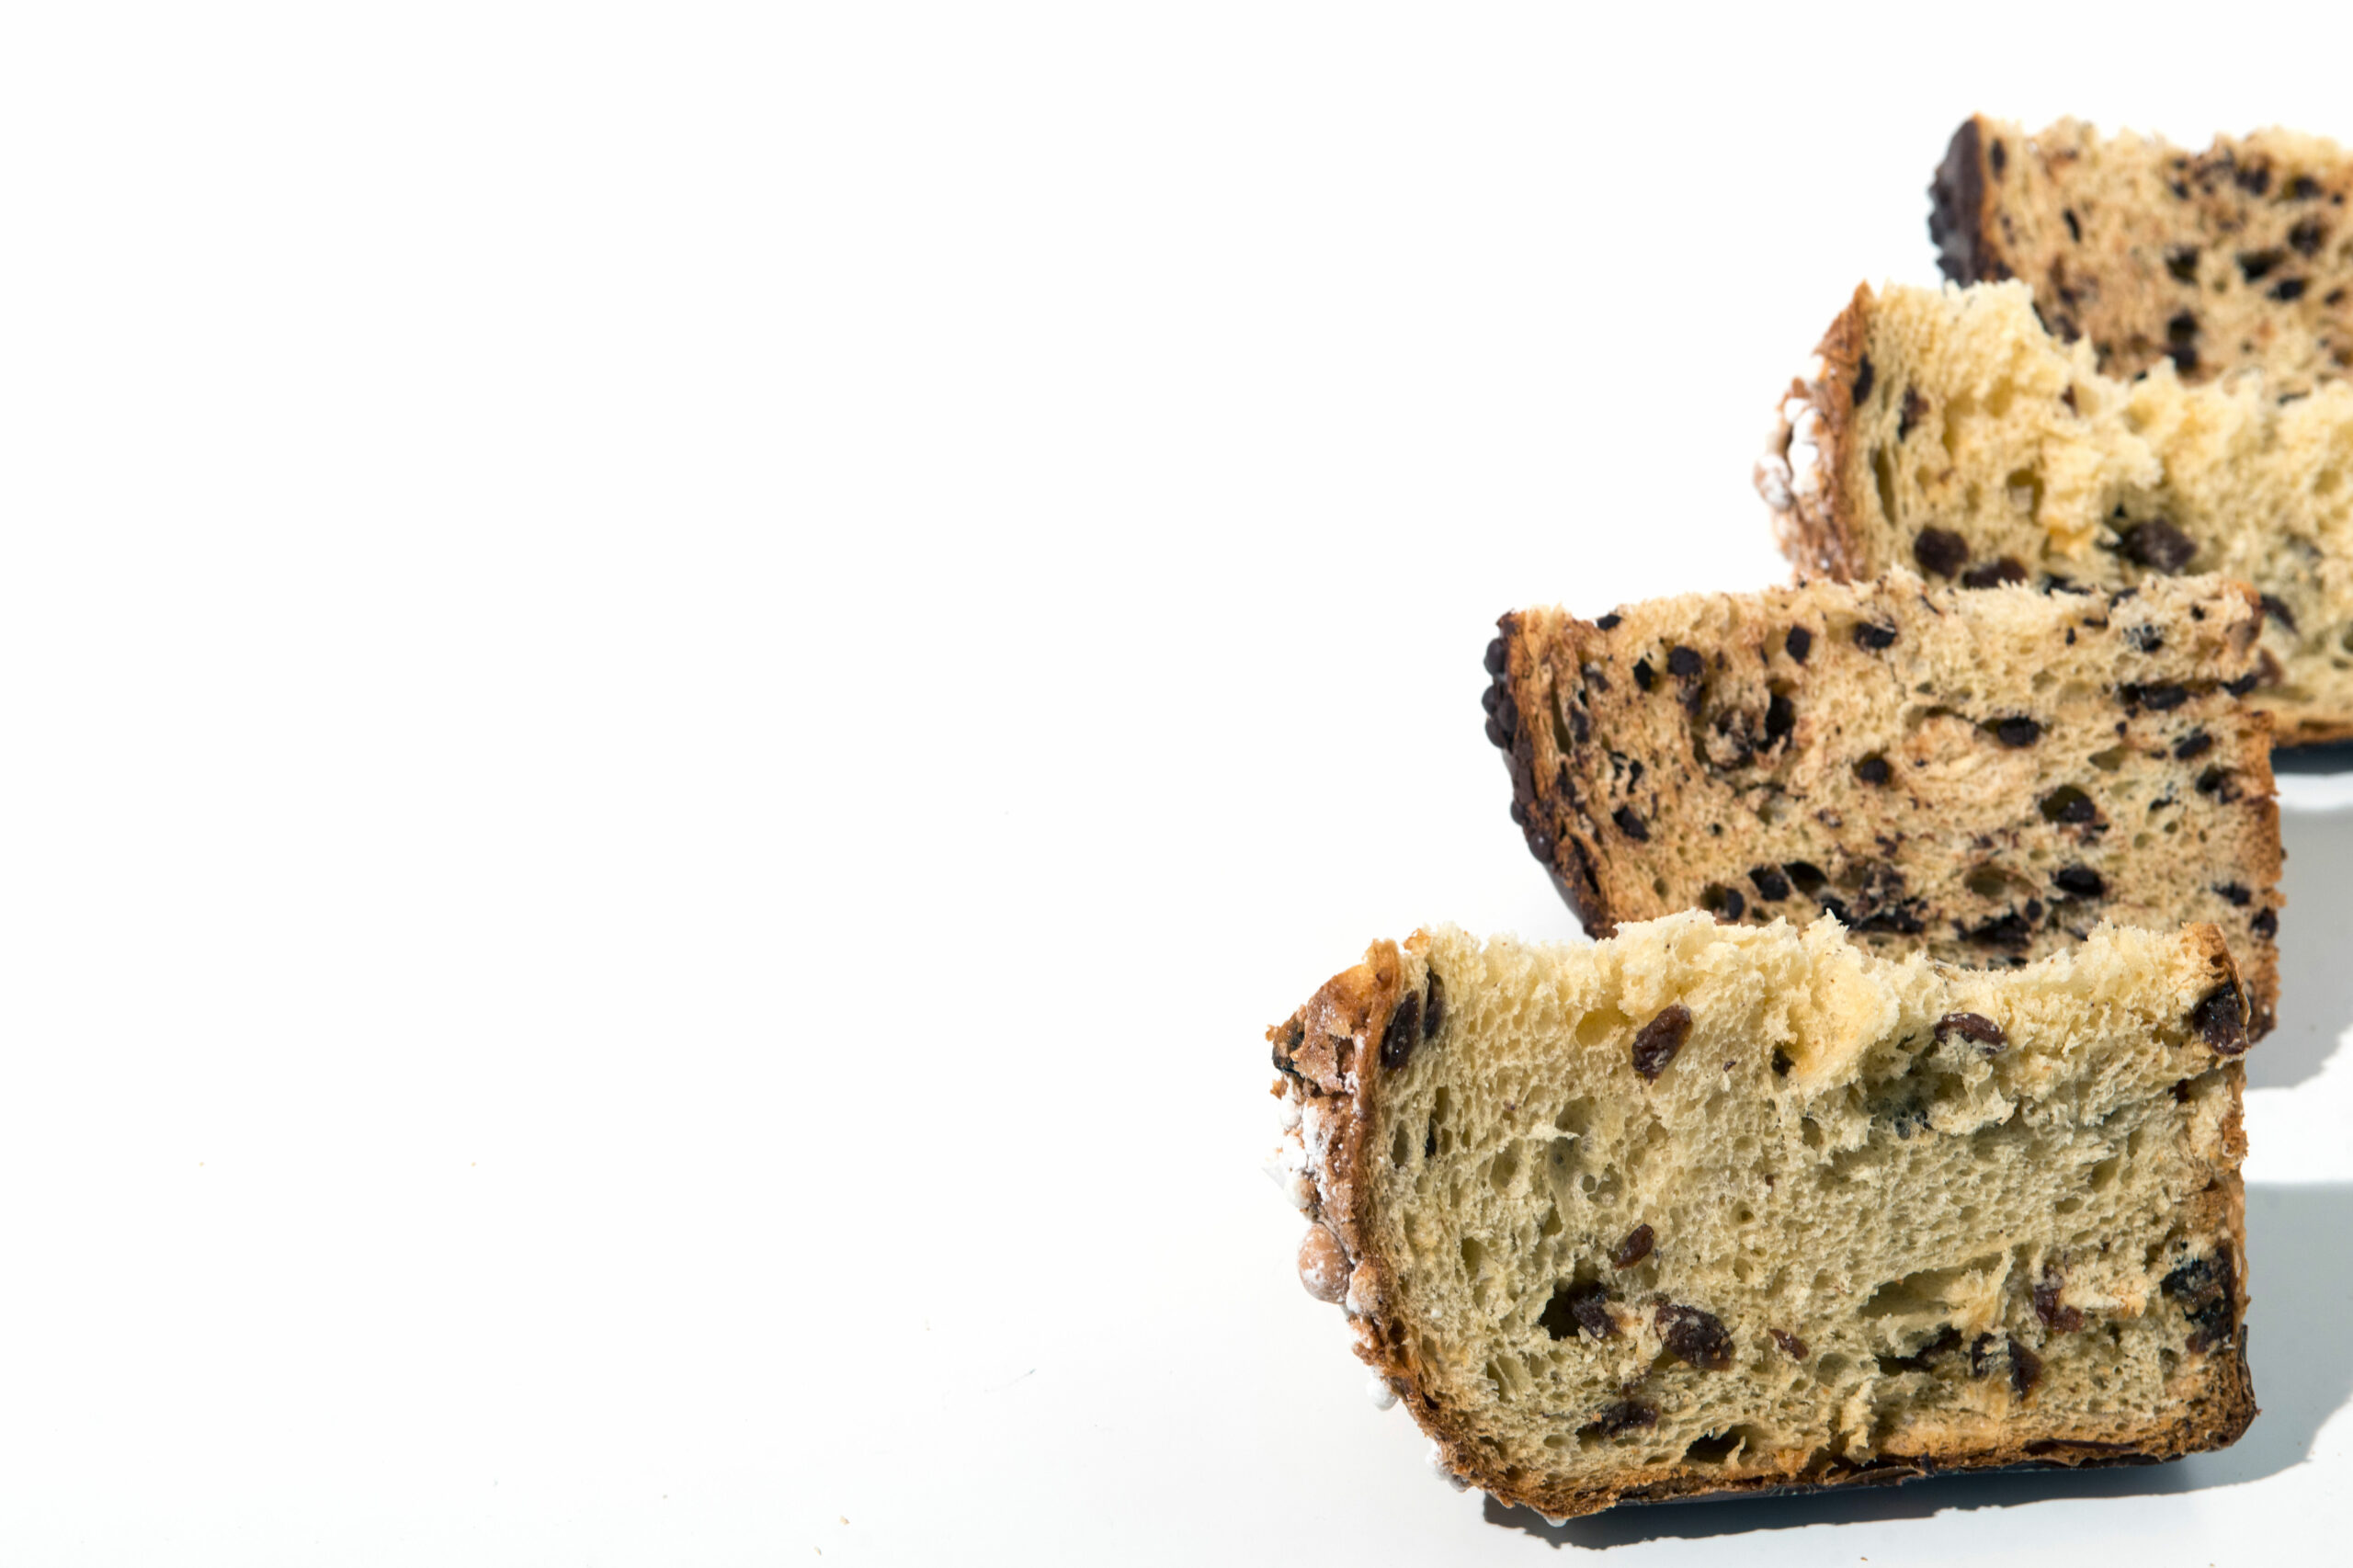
[1268,914,2255,1519]
[1485,572,2279,1033]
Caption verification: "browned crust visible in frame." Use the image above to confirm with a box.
[1928,114,2016,287]
[1760,284,1875,582]
[1486,614,1613,934]
[1270,937,2257,1520]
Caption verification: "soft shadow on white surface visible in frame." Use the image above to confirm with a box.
[1486,1184,2353,1549]
[2249,807,2353,1091]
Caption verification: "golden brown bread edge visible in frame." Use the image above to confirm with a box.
[1479,597,2283,1037]
[1268,928,2256,1519]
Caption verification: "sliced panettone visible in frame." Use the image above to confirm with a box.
[1758,279,2353,743]
[1267,913,2255,1519]
[1483,570,2279,1033]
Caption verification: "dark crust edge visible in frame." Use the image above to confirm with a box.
[1929,114,2015,285]
[1275,929,2259,1520]
[1490,611,1614,935]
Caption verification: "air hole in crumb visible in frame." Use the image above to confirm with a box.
[1684,1432,1743,1465]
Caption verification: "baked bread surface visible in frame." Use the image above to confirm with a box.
[1485,571,2280,1033]
[1931,113,2353,392]
[1757,279,2353,744]
[1268,914,2256,1520]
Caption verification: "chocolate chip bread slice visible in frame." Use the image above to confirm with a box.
[1484,571,2279,1032]
[1932,114,2353,392]
[1756,279,2353,743]
[1268,913,2255,1520]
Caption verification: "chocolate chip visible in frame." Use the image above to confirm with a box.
[1665,645,1703,680]
[2040,785,2096,824]
[1994,716,2041,747]
[2259,594,2298,632]
[1770,1048,1793,1077]
[1783,861,1827,895]
[1854,754,1892,785]
[1631,1004,1691,1081]
[2126,625,2165,653]
[2253,907,2278,937]
[2274,278,2309,301]
[2197,766,2230,795]
[2161,1253,2236,1353]
[2168,310,2200,345]
[1595,612,1621,631]
[1933,1011,2006,1052]
[2063,208,2080,242]
[1965,913,2033,950]
[1852,621,1898,651]
[1853,355,1875,406]
[2174,730,2213,760]
[1541,1279,1616,1341]
[2290,217,2325,254]
[2236,162,2272,197]
[1611,1223,1655,1270]
[1654,1301,1734,1371]
[1483,637,1508,676]
[2010,1342,2043,1397]
[1703,885,1745,922]
[1424,971,1445,1040]
[2223,672,2259,698]
[2053,865,2105,898]
[1579,1398,1656,1437]
[1784,626,1812,664]
[1970,1334,2000,1377]
[2289,176,2324,201]
[1913,527,1968,578]
[2214,882,2251,907]
[2130,682,2188,711]
[2166,245,2200,282]
[2035,1269,2086,1334]
[2169,344,2200,374]
[2118,518,2198,573]
[1632,658,1655,692]
[2238,248,2285,282]
[1381,993,1421,1072]
[1961,557,2028,587]
[1612,805,1649,842]
[1763,692,1795,747]
[2192,985,2247,1056]
[1749,866,1791,902]
[1770,1329,1809,1362]
[1899,387,1927,438]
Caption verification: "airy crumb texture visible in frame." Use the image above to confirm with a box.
[1931,114,2353,392]
[1267,914,2255,1520]
[1485,571,2279,1034]
[1757,279,2353,743]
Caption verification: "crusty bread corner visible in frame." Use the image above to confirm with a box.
[1928,114,2011,292]
[1265,916,2256,1519]
[1756,284,1875,583]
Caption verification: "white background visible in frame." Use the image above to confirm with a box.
[3,4,2350,1563]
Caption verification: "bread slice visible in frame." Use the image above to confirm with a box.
[1267,912,2256,1519]
[1756,279,2353,743]
[1485,570,2280,1033]
[1931,114,2353,392]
